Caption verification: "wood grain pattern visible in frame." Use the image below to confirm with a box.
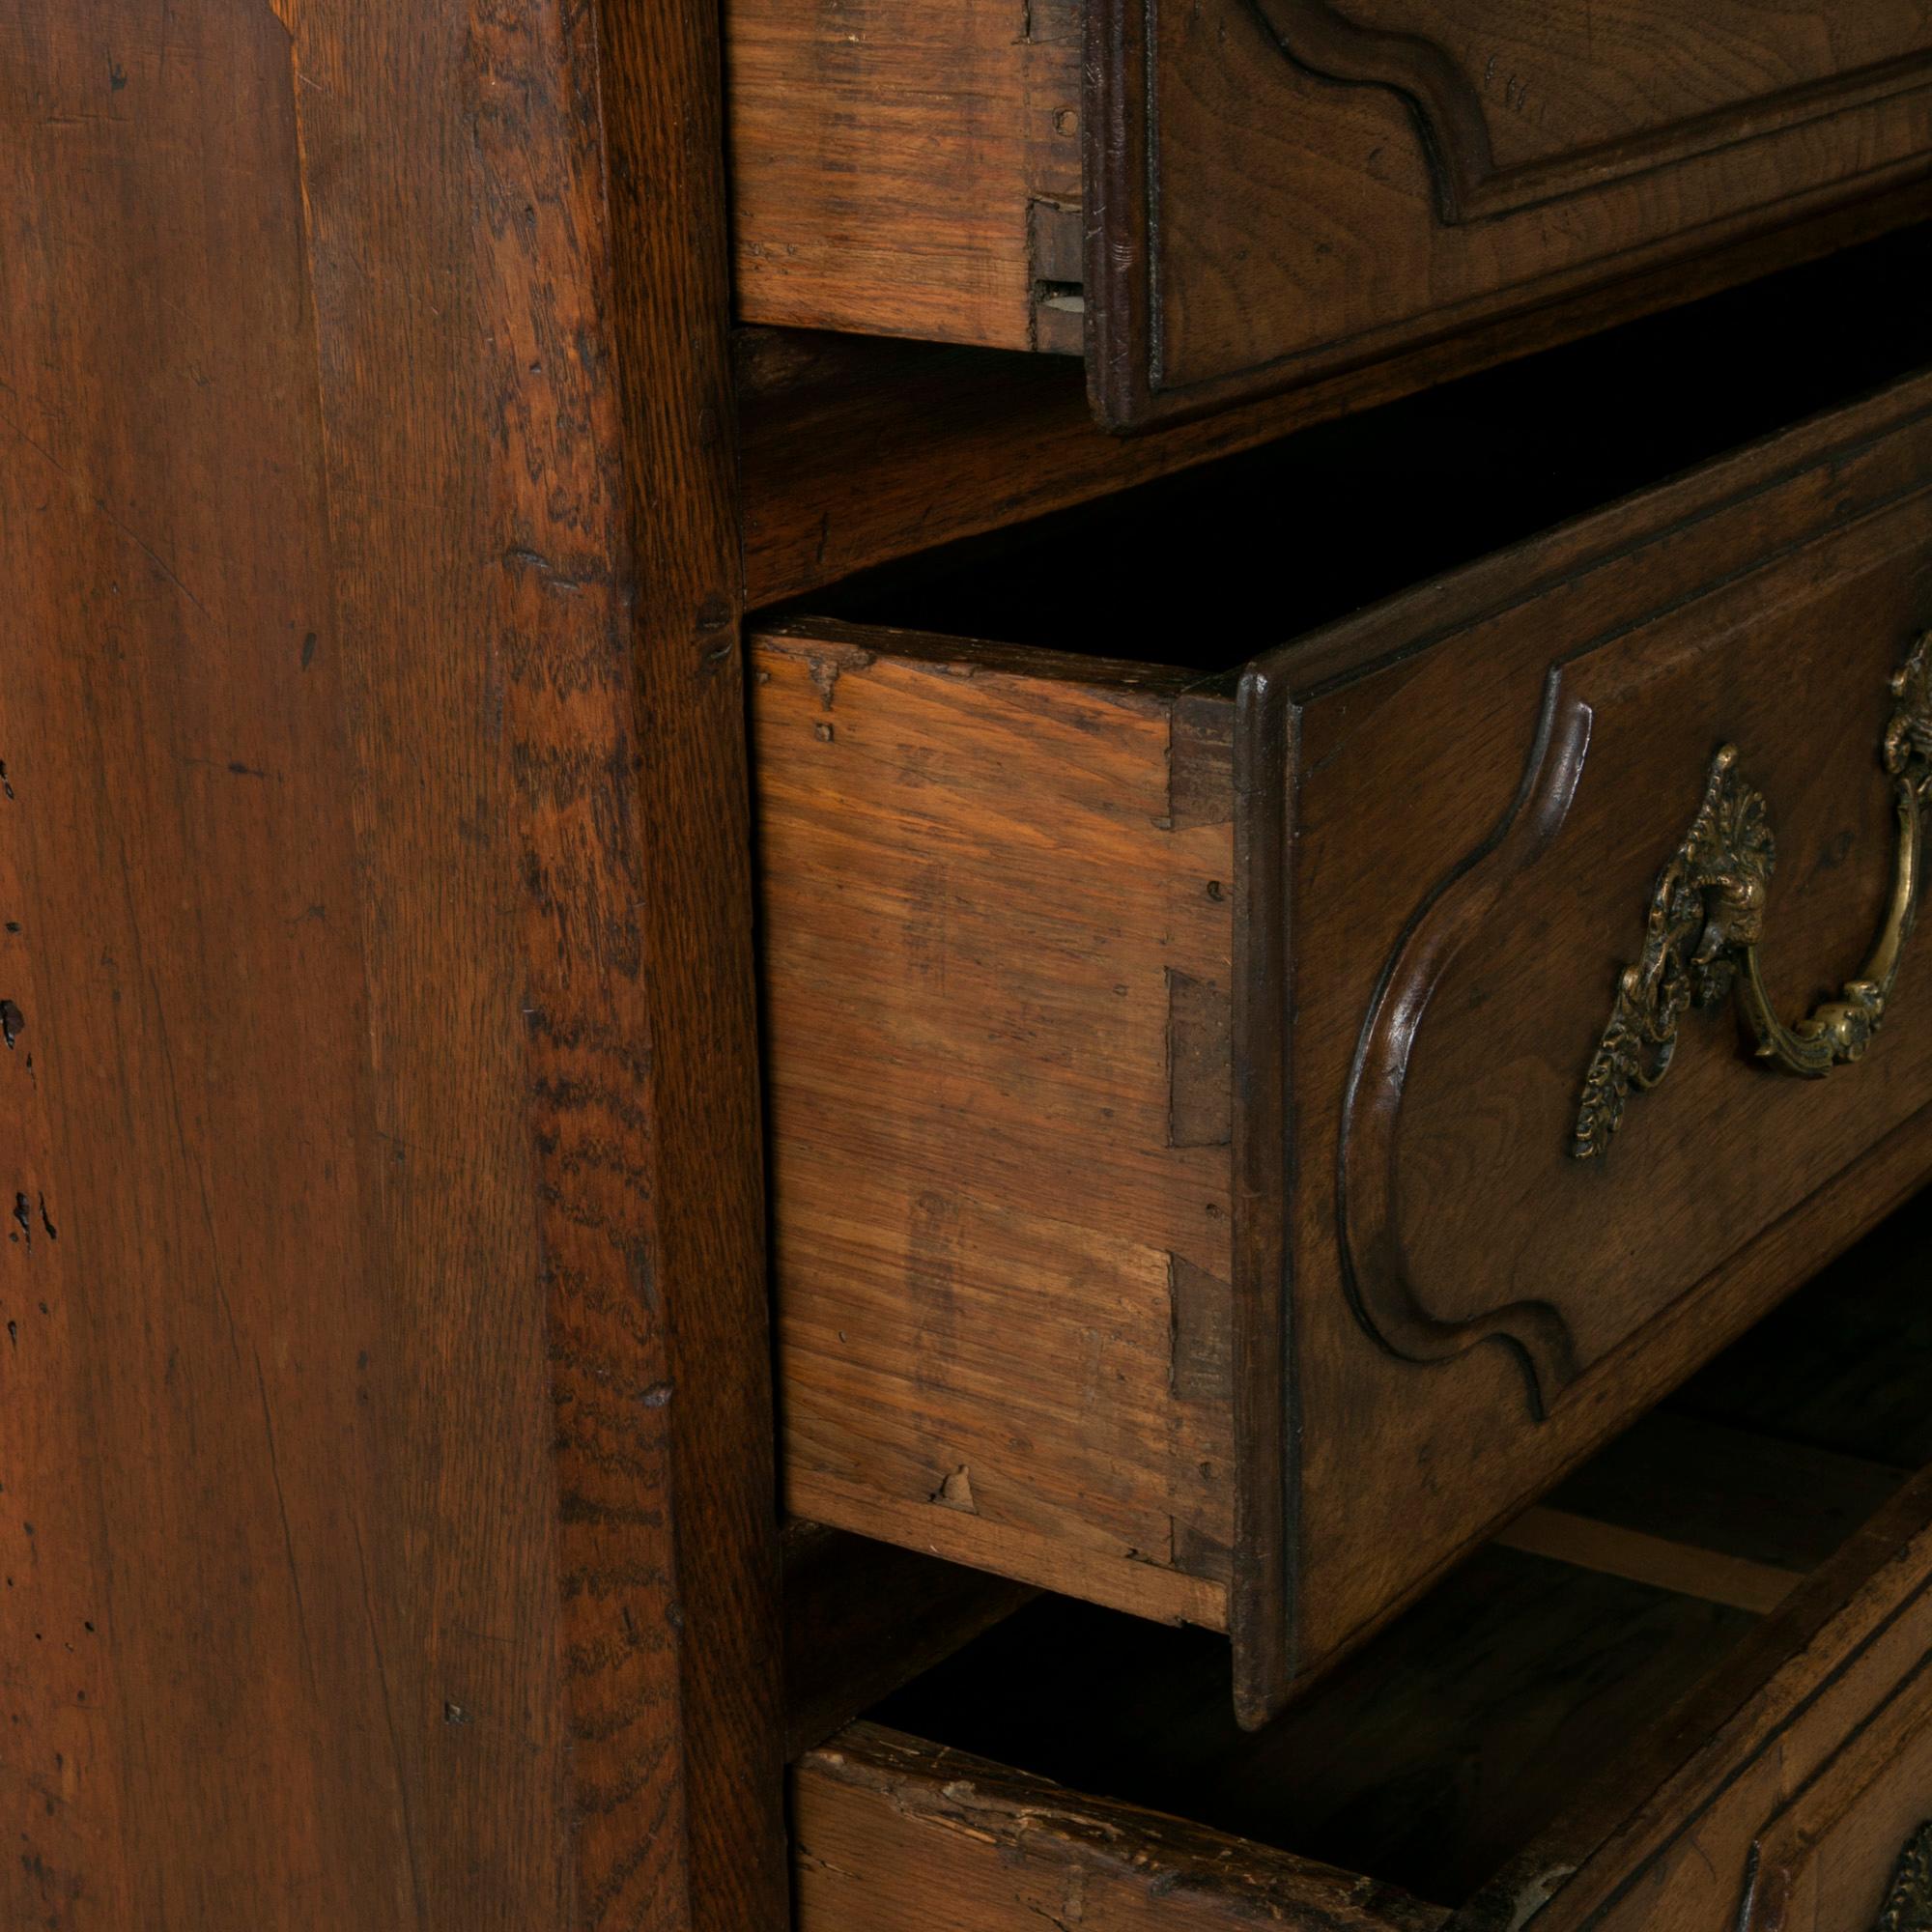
[722,0,1932,424]
[1265,373,1932,1704]
[0,14,415,1921]
[1245,0,1932,213]
[753,626,1237,1627]
[792,1314,1932,1931]
[726,0,1081,349]
[1486,1466,1932,1932]
[0,1,779,1926]
[593,0,787,1917]
[865,1538,1762,1909]
[795,1724,1451,1932]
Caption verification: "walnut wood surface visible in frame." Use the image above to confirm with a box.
[1258,371,1932,1706]
[863,1536,1758,1908]
[1480,1466,1932,1932]
[795,1723,1452,1932]
[0,2,779,1927]
[1098,0,1932,423]
[1251,0,1932,199]
[726,0,1081,350]
[593,0,786,1921]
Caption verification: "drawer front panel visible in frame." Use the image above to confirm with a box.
[1531,1478,1932,1932]
[1745,1673,1932,1932]
[1244,383,1932,1701]
[1094,0,1932,422]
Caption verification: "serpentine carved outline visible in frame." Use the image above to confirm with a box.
[1337,673,1593,1419]
[1242,0,1932,223]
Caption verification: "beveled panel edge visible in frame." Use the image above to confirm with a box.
[1228,658,1300,1724]
[1336,676,1595,1410]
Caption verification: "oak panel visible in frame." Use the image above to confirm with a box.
[0,0,780,1925]
[753,630,1236,1625]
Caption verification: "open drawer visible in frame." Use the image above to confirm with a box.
[751,284,1932,1721]
[724,0,1932,426]
[790,1199,1932,1932]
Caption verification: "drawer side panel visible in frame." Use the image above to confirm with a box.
[754,631,1236,1624]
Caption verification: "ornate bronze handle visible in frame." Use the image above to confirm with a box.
[1574,631,1932,1159]
[1873,1821,1932,1932]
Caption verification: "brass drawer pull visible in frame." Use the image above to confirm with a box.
[1874,1821,1932,1932]
[1575,632,1932,1158]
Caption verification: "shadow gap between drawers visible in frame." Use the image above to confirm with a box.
[761,222,1932,678]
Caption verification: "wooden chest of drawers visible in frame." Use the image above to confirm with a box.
[19,0,1932,1924]
[754,337,1932,1719]
[726,0,1932,423]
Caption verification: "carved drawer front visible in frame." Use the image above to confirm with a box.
[725,0,1932,423]
[753,367,1932,1726]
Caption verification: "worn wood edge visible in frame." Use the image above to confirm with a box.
[791,1462,1932,1932]
[589,0,786,1918]
[788,1471,1229,1631]
[760,392,1932,1732]
[1494,1509,1801,1617]
[740,182,1932,608]
[753,616,1203,697]
[1223,363,1932,1721]
[796,1722,1452,1931]
[1228,663,1299,1726]
[1460,1463,1932,1932]
[1081,0,1151,431]
[1110,159,1932,430]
